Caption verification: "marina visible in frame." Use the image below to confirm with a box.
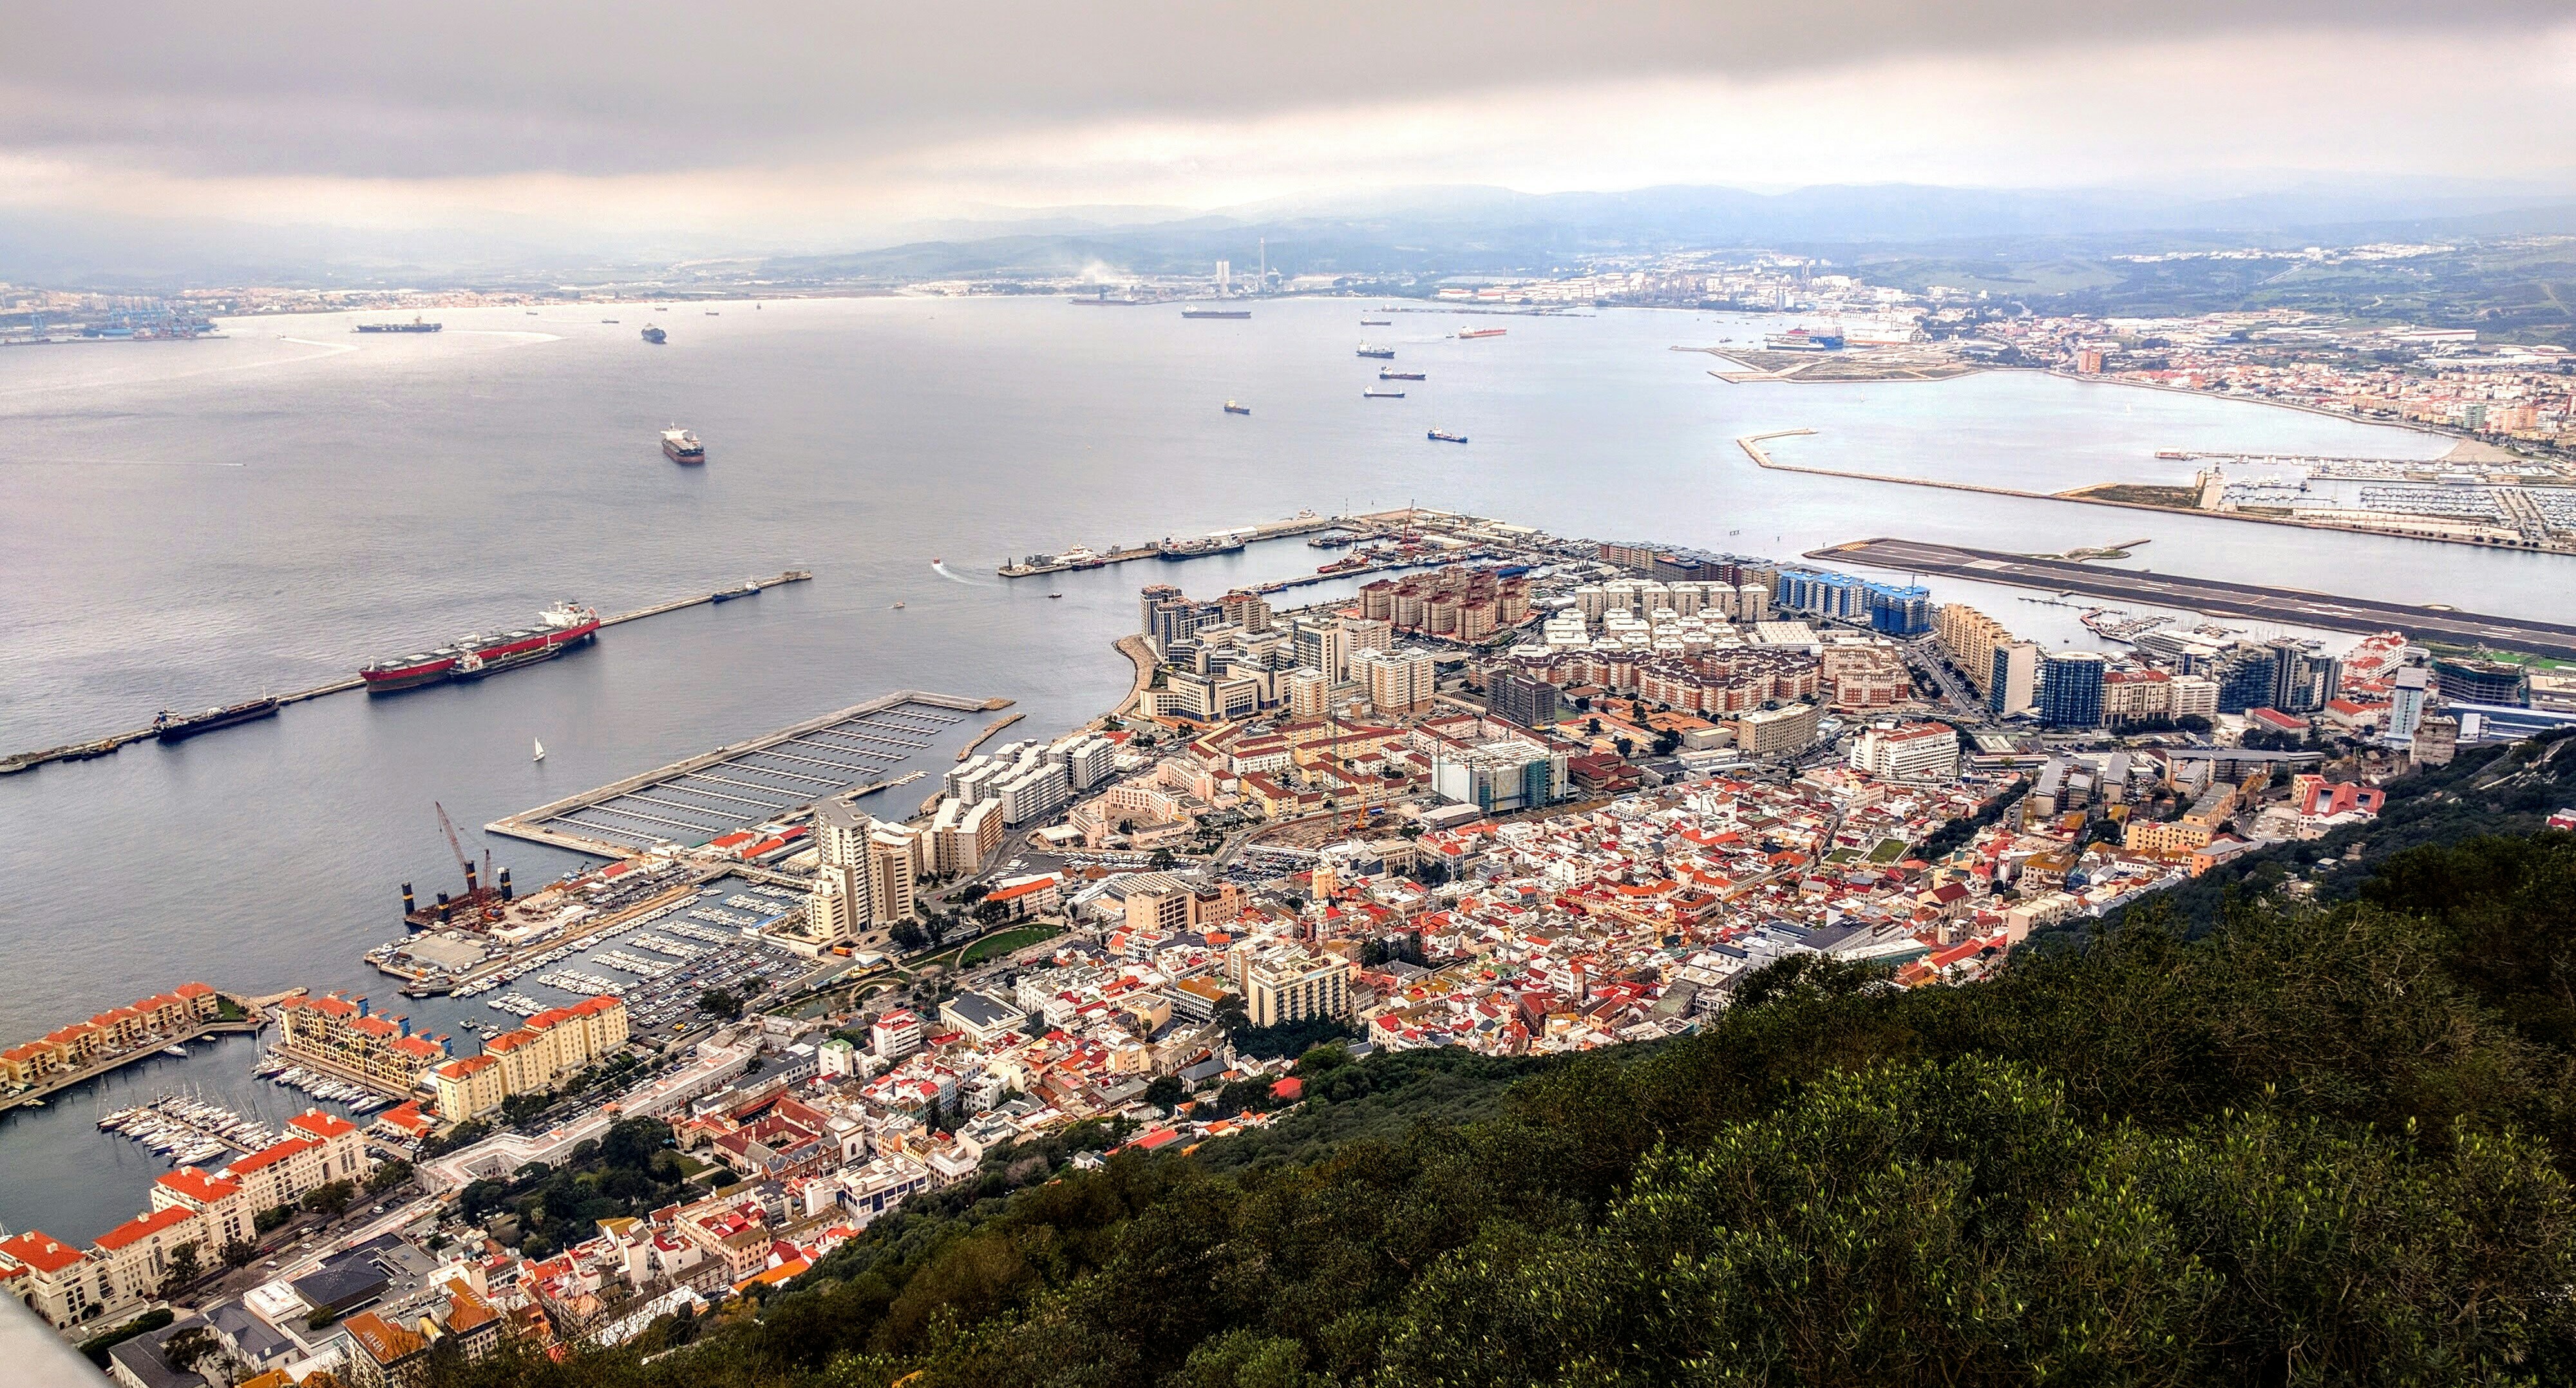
[486,690,1003,857]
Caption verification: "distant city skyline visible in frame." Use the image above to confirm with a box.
[4,3,2574,247]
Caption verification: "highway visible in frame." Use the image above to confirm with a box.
[1817,538,2576,660]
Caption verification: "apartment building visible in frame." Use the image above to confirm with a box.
[272,994,450,1093]
[1231,944,1353,1028]
[1353,647,1436,714]
[1848,722,1960,780]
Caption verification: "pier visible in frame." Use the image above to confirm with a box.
[0,1014,263,1116]
[955,712,1024,760]
[1816,537,2576,660]
[998,512,1340,577]
[2,569,816,777]
[486,690,1007,857]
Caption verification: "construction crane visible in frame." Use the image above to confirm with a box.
[433,801,479,892]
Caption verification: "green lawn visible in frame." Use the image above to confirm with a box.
[960,925,1064,967]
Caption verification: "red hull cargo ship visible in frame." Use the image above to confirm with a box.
[359,601,601,693]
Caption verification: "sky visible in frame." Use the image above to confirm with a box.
[5,1,2576,246]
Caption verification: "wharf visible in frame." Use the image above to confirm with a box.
[487,690,1004,857]
[1,569,817,777]
[1816,537,2576,660]
[955,713,1023,760]
[0,1015,262,1115]
[998,513,1339,577]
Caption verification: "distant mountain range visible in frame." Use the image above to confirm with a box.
[10,180,2576,290]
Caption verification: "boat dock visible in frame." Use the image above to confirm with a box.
[2,569,816,777]
[999,512,1340,577]
[0,1012,263,1116]
[486,690,1008,857]
[1815,537,2576,660]
[955,712,1023,760]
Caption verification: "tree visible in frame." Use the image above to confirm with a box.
[698,989,743,1020]
[1142,1075,1186,1112]
[252,1204,294,1234]
[218,1238,258,1269]
[1150,847,1179,871]
[299,1181,355,1217]
[158,1242,202,1297]
[366,1159,413,1195]
[891,920,928,953]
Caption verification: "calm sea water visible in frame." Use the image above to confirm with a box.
[2,295,2562,1239]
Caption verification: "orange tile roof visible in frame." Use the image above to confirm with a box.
[0,1231,90,1275]
[155,1168,244,1204]
[435,1055,498,1079]
[289,1110,357,1140]
[344,1310,429,1365]
[94,1203,197,1252]
[227,1136,316,1175]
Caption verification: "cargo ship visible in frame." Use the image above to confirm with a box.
[661,426,705,463]
[355,317,442,334]
[710,579,762,602]
[1224,401,1251,415]
[641,325,667,344]
[1155,536,1247,560]
[1428,429,1468,444]
[1363,388,1406,399]
[1356,343,1396,359]
[1764,327,1844,352]
[153,697,280,743]
[1182,309,1251,319]
[1361,319,1392,326]
[1379,370,1425,381]
[1455,327,1507,339]
[359,602,600,693]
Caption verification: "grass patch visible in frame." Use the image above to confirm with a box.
[1867,839,1910,864]
[960,926,1064,967]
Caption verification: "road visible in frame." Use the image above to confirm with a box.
[1818,538,2576,660]
[1900,634,1989,721]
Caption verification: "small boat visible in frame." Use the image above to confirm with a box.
[533,738,546,763]
[890,602,906,610]
[1428,430,1468,444]
[162,1045,188,1057]
[1224,401,1251,415]
[1046,593,1063,599]
[641,325,667,344]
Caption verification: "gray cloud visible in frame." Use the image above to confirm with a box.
[6,1,2564,179]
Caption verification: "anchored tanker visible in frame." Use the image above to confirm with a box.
[359,602,600,693]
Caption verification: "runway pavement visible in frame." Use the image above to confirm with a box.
[1815,538,2576,660]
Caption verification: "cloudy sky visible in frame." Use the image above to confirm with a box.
[6,1,2575,243]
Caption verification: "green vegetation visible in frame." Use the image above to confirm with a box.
[299,1179,355,1217]
[78,1308,173,1365]
[457,1118,702,1259]
[959,925,1063,967]
[252,1203,294,1234]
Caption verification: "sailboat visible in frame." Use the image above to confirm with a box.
[533,738,546,763]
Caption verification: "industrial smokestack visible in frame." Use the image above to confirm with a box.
[498,866,513,902]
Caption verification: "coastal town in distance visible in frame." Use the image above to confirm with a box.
[8,468,2576,1378]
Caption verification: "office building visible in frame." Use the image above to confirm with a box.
[2037,651,2108,728]
[1488,669,1564,729]
[1431,737,1568,814]
[1848,722,1960,780]
[2433,656,2530,708]
[2386,667,2431,746]
[1733,701,1822,756]
[2210,643,2278,714]
[1988,642,2038,717]
[2266,638,2342,715]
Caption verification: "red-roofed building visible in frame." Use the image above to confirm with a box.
[151,1166,251,1249]
[91,1203,201,1304]
[0,1230,111,1327]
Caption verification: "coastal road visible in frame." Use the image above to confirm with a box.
[1818,538,2576,660]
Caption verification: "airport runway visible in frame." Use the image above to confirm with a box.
[1814,537,2576,659]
